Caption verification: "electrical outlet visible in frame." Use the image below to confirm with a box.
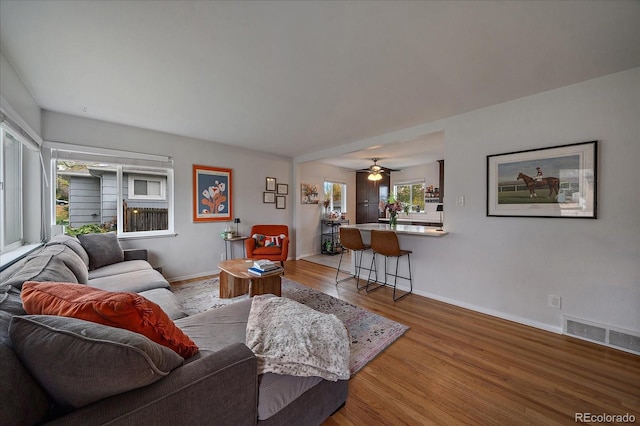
[456,195,465,207]
[548,295,562,309]
[220,253,225,261]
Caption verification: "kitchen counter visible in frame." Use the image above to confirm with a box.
[378,218,443,227]
[340,223,447,290]
[341,223,448,236]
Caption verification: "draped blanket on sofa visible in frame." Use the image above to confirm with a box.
[246,295,350,382]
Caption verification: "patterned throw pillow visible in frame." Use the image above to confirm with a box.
[253,233,267,247]
[253,233,286,248]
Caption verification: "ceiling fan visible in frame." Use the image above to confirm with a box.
[355,158,401,181]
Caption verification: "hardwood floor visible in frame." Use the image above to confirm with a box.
[278,260,640,425]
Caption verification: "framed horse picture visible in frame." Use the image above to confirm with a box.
[487,141,597,218]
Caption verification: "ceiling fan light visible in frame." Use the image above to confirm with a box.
[368,172,382,181]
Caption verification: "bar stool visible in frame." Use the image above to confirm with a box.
[366,229,413,301]
[335,227,376,291]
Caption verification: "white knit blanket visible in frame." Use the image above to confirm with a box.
[246,295,350,381]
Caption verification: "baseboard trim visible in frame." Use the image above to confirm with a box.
[415,289,563,334]
[168,269,219,283]
[297,252,321,260]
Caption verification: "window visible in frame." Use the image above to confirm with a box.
[128,174,166,200]
[393,181,426,213]
[0,128,23,252]
[50,143,174,238]
[324,181,347,213]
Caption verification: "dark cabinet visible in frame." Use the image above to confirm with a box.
[355,173,390,224]
[438,159,444,203]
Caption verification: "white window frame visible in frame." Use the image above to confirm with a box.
[324,180,347,213]
[0,127,23,253]
[47,141,174,239]
[1,99,45,266]
[127,174,167,200]
[393,179,426,214]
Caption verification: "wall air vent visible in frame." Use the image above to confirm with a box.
[563,315,640,356]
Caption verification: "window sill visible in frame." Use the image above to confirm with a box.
[1,243,43,270]
[117,232,177,241]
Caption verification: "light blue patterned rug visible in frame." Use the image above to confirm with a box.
[171,277,409,374]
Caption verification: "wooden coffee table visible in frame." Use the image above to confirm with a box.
[217,258,282,298]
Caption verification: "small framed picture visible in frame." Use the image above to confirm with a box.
[263,192,276,203]
[301,182,319,204]
[266,177,277,192]
[277,183,288,195]
[276,196,286,209]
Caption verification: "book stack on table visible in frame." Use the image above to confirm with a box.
[248,260,282,275]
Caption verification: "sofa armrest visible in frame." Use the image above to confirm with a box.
[46,343,258,426]
[123,249,148,261]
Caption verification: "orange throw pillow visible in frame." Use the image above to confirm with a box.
[21,282,198,358]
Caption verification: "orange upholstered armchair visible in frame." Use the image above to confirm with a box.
[245,225,290,267]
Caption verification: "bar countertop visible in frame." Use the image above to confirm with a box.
[341,223,448,237]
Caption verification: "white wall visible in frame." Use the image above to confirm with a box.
[295,161,355,258]
[0,51,40,132]
[296,68,640,333]
[0,50,42,243]
[436,68,639,332]
[42,111,292,281]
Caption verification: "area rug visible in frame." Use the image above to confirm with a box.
[171,277,409,375]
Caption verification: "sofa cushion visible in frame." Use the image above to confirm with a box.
[45,234,90,267]
[88,259,153,280]
[0,340,51,425]
[138,288,187,320]
[9,315,184,409]
[258,373,323,420]
[0,284,26,318]
[2,253,78,290]
[21,282,198,358]
[77,232,124,270]
[88,268,170,293]
[252,246,283,256]
[40,245,89,284]
[0,285,50,426]
[176,298,252,351]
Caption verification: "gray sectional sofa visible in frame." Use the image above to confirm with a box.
[0,233,348,425]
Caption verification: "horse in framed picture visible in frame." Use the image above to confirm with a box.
[517,172,560,199]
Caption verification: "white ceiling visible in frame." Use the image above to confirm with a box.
[1,1,639,170]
